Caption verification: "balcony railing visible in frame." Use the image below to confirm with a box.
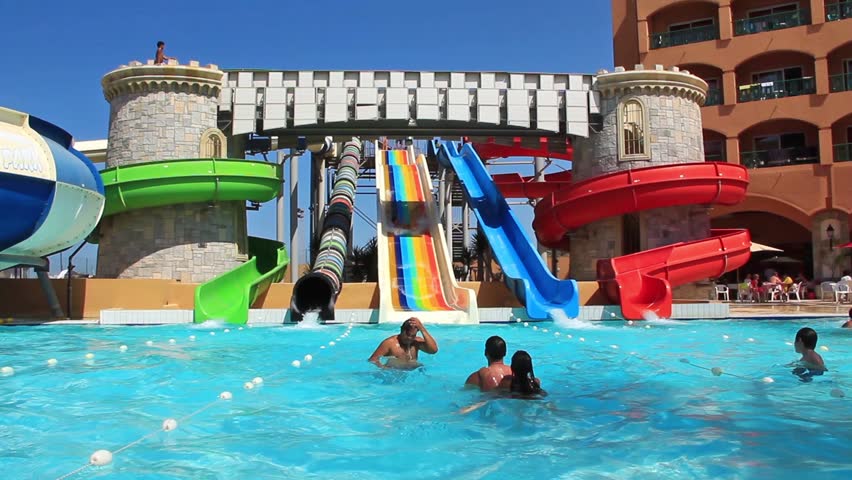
[826,2,852,21]
[704,88,722,106]
[740,146,819,168]
[651,24,719,49]
[830,73,852,93]
[835,144,852,162]
[735,9,811,35]
[738,77,816,102]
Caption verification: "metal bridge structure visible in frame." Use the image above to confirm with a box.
[217,69,599,280]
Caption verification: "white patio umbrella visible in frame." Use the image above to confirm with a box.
[750,242,783,253]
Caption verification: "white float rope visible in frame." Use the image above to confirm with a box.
[511,314,847,397]
[51,319,355,480]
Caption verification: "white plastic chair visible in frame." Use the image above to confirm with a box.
[715,285,730,301]
[786,282,802,302]
[820,282,837,300]
[768,284,785,302]
[837,281,851,303]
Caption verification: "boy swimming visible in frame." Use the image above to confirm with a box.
[792,327,826,381]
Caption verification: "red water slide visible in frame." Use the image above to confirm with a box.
[497,162,751,319]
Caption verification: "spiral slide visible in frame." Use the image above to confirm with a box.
[433,141,579,320]
[376,147,477,324]
[290,138,364,322]
[500,162,751,320]
[99,158,288,325]
[0,107,105,271]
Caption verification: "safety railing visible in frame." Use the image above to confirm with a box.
[704,88,722,106]
[734,8,810,35]
[829,73,852,93]
[834,144,852,162]
[826,2,852,21]
[650,24,719,49]
[740,146,819,168]
[737,77,815,102]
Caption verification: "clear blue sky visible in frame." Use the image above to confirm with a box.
[0,0,614,275]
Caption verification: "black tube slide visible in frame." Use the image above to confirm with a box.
[290,138,363,322]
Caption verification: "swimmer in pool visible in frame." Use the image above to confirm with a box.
[464,336,513,391]
[368,317,437,370]
[841,308,852,328]
[498,350,545,397]
[791,327,827,381]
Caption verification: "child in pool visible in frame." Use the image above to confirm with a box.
[792,327,826,381]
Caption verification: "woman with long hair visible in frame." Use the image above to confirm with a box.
[500,350,544,396]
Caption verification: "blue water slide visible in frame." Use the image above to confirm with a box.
[432,141,579,320]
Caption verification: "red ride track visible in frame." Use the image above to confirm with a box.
[498,162,751,320]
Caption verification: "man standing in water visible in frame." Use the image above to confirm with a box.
[368,317,437,369]
[464,336,513,391]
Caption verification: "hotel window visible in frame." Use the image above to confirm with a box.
[754,132,806,151]
[669,18,714,32]
[619,99,648,160]
[748,3,798,19]
[704,140,726,161]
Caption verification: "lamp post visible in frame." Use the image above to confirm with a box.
[827,224,835,250]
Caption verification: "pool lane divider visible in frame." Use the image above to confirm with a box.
[52,320,355,479]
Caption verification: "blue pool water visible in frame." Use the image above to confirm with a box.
[2,317,852,479]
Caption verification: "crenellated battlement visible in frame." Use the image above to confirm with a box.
[101,61,224,102]
[594,64,708,106]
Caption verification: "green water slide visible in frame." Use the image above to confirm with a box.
[100,158,288,324]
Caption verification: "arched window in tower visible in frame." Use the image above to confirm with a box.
[199,129,227,158]
[619,99,648,160]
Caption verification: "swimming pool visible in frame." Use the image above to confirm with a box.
[1,317,851,479]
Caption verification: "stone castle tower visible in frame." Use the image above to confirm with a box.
[96,59,247,282]
[571,65,710,286]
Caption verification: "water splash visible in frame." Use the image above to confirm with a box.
[191,320,228,330]
[641,310,680,325]
[296,311,323,329]
[549,309,606,330]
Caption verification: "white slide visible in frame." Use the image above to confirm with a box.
[375,147,477,324]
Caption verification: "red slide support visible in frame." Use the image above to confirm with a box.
[498,162,751,319]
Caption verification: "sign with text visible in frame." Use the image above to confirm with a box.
[0,122,55,181]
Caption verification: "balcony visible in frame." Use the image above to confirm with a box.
[740,146,819,168]
[651,24,719,49]
[735,8,811,35]
[704,88,722,106]
[836,144,852,162]
[826,2,852,21]
[737,77,816,102]
[830,73,852,93]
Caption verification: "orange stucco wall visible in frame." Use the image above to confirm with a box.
[613,0,852,228]
[0,279,611,319]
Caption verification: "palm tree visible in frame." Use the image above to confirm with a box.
[348,237,378,282]
[470,230,493,281]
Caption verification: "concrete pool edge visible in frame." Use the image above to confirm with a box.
[3,303,847,326]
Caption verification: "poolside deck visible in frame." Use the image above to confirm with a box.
[728,300,850,318]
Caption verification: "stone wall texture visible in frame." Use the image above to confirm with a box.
[106,91,218,167]
[97,202,246,283]
[575,91,704,182]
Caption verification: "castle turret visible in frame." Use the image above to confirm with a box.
[96,60,247,283]
[571,65,710,289]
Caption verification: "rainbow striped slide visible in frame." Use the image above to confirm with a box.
[376,148,477,324]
